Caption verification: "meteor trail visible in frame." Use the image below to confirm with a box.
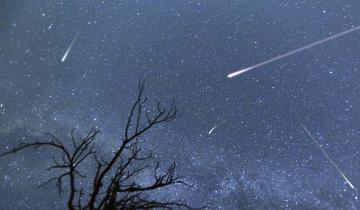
[61,32,79,62]
[300,123,355,189]
[208,124,219,135]
[208,121,227,135]
[228,25,360,78]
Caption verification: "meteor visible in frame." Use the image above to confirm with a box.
[208,125,219,135]
[228,25,360,78]
[208,121,227,135]
[300,123,355,189]
[61,32,79,62]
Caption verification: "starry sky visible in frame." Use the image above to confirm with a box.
[1,0,360,209]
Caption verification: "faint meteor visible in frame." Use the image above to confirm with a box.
[208,124,219,135]
[300,123,355,189]
[208,121,227,135]
[228,25,360,78]
[61,32,79,62]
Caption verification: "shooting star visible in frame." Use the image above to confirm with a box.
[61,32,79,62]
[208,125,219,135]
[300,123,355,189]
[208,121,227,135]
[228,25,360,78]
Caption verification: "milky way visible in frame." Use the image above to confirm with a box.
[1,1,360,209]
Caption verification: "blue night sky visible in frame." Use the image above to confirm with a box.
[1,1,360,209]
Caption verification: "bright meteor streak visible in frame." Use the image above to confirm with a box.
[228,25,360,78]
[61,32,79,62]
[300,123,355,189]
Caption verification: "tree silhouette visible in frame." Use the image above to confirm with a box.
[0,81,205,210]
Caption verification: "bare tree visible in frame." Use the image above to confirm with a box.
[0,81,205,210]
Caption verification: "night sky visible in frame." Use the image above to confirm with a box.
[1,0,360,209]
